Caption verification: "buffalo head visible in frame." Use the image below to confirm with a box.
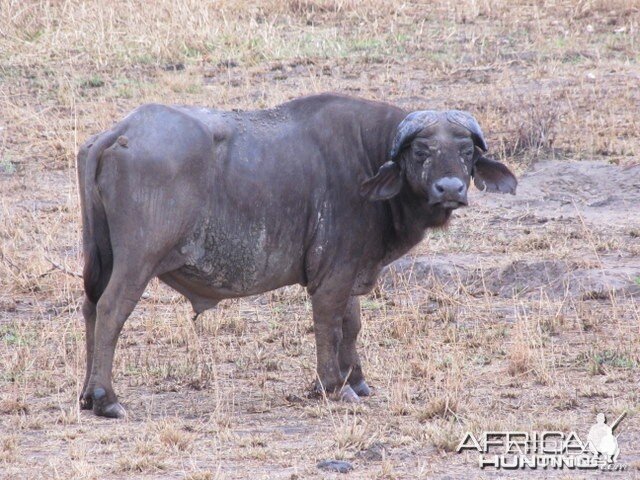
[360,110,517,208]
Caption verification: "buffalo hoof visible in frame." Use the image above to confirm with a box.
[94,401,126,419]
[351,379,371,397]
[317,460,354,473]
[338,385,361,403]
[311,382,361,402]
[92,388,126,419]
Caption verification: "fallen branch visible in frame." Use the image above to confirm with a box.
[43,256,83,278]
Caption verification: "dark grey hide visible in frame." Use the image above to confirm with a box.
[77,93,517,418]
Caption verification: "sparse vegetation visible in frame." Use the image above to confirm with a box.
[1,0,639,478]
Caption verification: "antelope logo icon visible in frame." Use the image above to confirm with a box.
[586,412,626,464]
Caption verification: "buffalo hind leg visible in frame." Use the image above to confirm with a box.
[82,262,154,418]
[310,287,360,402]
[339,297,371,397]
[79,298,97,409]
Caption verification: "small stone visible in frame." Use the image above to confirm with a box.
[317,460,353,473]
[285,394,304,404]
[162,62,185,71]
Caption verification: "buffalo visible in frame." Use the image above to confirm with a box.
[77,93,516,418]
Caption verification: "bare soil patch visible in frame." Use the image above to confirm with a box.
[389,160,640,301]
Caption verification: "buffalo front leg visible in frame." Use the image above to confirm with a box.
[339,297,371,397]
[83,264,152,418]
[310,290,360,402]
[79,297,96,409]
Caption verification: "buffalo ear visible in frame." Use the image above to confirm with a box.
[360,161,403,201]
[473,155,517,194]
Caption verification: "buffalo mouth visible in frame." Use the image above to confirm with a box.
[431,199,468,210]
[441,200,467,210]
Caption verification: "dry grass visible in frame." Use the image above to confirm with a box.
[1,0,640,478]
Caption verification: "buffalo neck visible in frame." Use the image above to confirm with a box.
[382,188,452,263]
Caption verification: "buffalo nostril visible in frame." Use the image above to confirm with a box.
[431,177,467,205]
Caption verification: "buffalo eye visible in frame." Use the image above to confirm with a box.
[413,149,430,163]
[462,147,474,158]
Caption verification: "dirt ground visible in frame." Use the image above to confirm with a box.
[1,1,640,479]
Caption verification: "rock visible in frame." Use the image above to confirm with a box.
[317,460,353,473]
[357,441,386,461]
[162,62,185,71]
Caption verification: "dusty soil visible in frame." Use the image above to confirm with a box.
[389,160,640,301]
[1,1,640,479]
